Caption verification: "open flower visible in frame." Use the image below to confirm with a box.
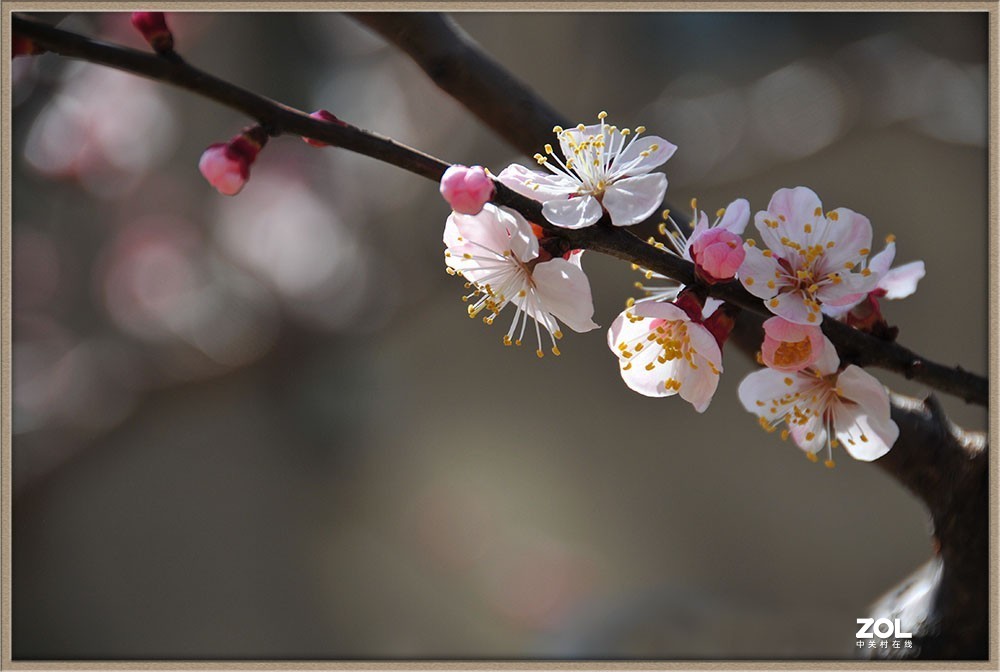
[497,112,676,229]
[760,316,825,373]
[824,238,926,317]
[738,187,880,325]
[607,298,723,412]
[738,338,898,466]
[444,204,598,357]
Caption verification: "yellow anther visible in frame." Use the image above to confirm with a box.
[552,346,561,356]
[859,248,870,256]
[806,313,817,323]
[804,224,812,233]
[553,125,563,133]
[746,277,755,286]
[503,335,512,346]
[769,298,780,308]
[626,297,636,307]
[690,197,698,211]
[780,430,790,441]
[767,280,776,289]
[762,249,772,257]
[635,125,646,134]
[806,452,819,463]
[662,209,671,219]
[862,268,872,277]
[784,377,794,386]
[827,211,839,221]
[824,459,836,469]
[886,234,896,243]
[716,208,726,218]
[650,143,659,151]
[597,111,608,120]
[554,330,563,340]
[576,124,586,131]
[746,239,757,247]
[544,143,553,154]
[536,349,544,358]
[814,207,822,217]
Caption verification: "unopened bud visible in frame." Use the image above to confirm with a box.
[302,109,345,148]
[131,12,174,54]
[440,164,495,216]
[198,125,268,196]
[690,227,745,284]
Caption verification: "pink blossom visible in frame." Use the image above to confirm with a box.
[440,165,495,216]
[739,338,898,465]
[130,12,174,53]
[607,297,723,412]
[760,316,825,372]
[738,187,879,325]
[302,109,345,148]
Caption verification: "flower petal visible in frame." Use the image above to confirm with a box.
[718,198,750,235]
[880,261,925,299]
[611,135,677,177]
[542,195,604,229]
[677,359,721,413]
[530,258,599,333]
[836,365,892,422]
[496,163,576,202]
[738,369,811,422]
[837,413,898,461]
[812,336,841,375]
[766,186,824,228]
[738,246,783,299]
[602,173,668,227]
[768,290,821,326]
[867,242,897,278]
[816,207,873,272]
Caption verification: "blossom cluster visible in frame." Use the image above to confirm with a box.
[438,113,924,467]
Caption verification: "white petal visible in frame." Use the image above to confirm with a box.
[496,163,576,202]
[530,258,599,333]
[686,321,723,370]
[678,360,720,413]
[542,195,603,229]
[880,261,925,299]
[738,246,783,299]
[867,242,897,278]
[498,207,539,263]
[610,135,677,177]
[738,369,812,421]
[837,365,891,422]
[766,186,823,228]
[814,270,879,304]
[839,413,898,461]
[789,415,828,455]
[811,336,841,375]
[768,291,821,326]
[718,198,750,235]
[816,208,874,272]
[602,173,667,227]
[631,299,690,322]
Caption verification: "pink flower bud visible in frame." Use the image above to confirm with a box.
[760,316,824,372]
[440,165,495,215]
[131,12,174,54]
[690,227,745,283]
[198,126,267,196]
[302,110,345,147]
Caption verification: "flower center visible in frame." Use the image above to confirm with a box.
[773,338,813,368]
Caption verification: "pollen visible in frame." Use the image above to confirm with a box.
[806,452,819,463]
[745,277,755,286]
[552,346,561,356]
[827,211,839,221]
[824,459,836,469]
[769,298,780,308]
[804,224,812,233]
[859,248,870,256]
[886,234,896,243]
[536,349,544,358]
[783,377,794,386]
[813,207,822,217]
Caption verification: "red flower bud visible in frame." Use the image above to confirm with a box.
[131,12,174,54]
[198,125,268,196]
[302,110,345,147]
[12,34,45,58]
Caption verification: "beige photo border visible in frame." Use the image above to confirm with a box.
[1,2,997,670]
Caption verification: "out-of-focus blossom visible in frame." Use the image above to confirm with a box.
[498,111,675,229]
[738,337,898,466]
[439,164,495,215]
[198,126,267,196]
[444,204,598,358]
[130,12,174,54]
[738,186,879,325]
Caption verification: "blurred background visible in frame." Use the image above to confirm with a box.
[10,11,989,660]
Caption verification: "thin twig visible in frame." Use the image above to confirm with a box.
[12,13,988,407]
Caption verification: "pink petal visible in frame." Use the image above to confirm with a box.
[717,198,750,234]
[816,207,874,273]
[767,291,821,326]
